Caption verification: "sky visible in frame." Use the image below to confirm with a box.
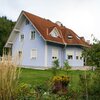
[0,0,100,42]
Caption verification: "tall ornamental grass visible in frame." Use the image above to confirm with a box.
[0,55,20,100]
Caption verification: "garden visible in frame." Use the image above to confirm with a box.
[0,58,100,100]
[0,39,100,100]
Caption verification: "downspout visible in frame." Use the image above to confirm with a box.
[44,28,49,68]
[60,30,67,68]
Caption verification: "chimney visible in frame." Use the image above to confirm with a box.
[56,21,63,26]
[80,37,85,41]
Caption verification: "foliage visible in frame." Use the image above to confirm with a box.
[88,68,100,99]
[0,55,20,100]
[52,75,70,94]
[18,68,97,99]
[52,75,70,86]
[51,59,60,76]
[0,16,15,56]
[52,59,60,68]
[15,83,36,100]
[79,72,92,99]
[63,60,71,70]
[83,40,100,67]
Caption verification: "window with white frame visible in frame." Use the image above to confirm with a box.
[52,48,58,60]
[20,34,24,41]
[31,49,37,59]
[66,50,73,60]
[76,51,82,60]
[68,55,73,59]
[30,31,35,40]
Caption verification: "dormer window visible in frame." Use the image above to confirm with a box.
[68,35,73,39]
[51,31,58,37]
[50,27,59,38]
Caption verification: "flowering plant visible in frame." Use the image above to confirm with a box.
[52,75,70,94]
[52,75,70,86]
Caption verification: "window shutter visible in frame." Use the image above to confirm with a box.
[52,48,58,60]
[31,49,37,59]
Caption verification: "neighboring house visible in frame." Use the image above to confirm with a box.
[5,11,89,68]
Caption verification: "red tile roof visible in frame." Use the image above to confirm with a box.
[23,11,90,47]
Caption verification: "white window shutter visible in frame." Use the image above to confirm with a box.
[31,49,37,59]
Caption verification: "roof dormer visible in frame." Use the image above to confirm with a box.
[50,27,60,38]
[67,35,73,39]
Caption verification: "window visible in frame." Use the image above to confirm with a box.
[18,51,22,58]
[76,52,82,60]
[31,49,37,59]
[68,55,73,59]
[51,31,58,37]
[25,19,29,25]
[20,34,24,41]
[68,35,73,39]
[66,50,73,60]
[76,56,79,60]
[50,28,59,38]
[80,57,82,60]
[52,48,58,60]
[30,31,35,40]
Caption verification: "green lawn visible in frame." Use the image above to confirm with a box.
[19,68,93,91]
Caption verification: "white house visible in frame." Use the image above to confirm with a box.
[5,11,90,68]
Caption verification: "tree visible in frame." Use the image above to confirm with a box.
[0,16,15,56]
[83,39,100,67]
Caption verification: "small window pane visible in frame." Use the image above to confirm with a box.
[31,31,35,40]
[20,34,24,41]
[68,55,73,59]
[76,56,78,60]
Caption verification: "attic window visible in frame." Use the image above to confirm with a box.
[50,29,59,38]
[25,19,29,25]
[68,35,73,39]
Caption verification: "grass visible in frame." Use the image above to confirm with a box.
[19,68,94,91]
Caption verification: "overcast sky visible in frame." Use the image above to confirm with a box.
[0,0,100,42]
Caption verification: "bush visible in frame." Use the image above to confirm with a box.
[63,60,71,70]
[16,83,36,99]
[52,75,70,94]
[51,59,60,76]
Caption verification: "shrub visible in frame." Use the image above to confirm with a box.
[16,83,36,99]
[51,59,60,76]
[63,60,71,70]
[52,75,70,94]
